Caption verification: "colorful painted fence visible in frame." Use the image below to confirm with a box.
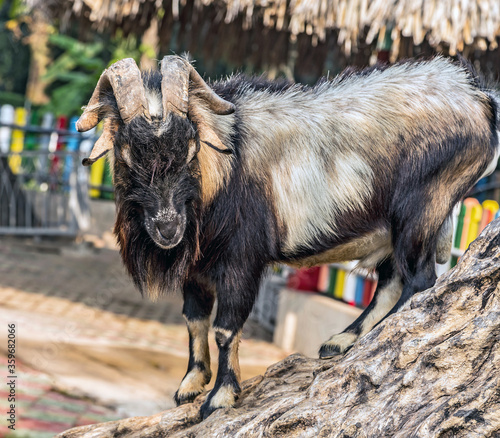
[288,198,500,310]
[0,104,103,236]
[450,198,500,265]
[0,105,113,199]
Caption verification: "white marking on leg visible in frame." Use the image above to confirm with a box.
[214,328,241,381]
[214,327,233,341]
[178,368,209,396]
[436,216,453,264]
[209,385,236,409]
[186,317,211,365]
[227,331,242,381]
[480,132,500,178]
[360,275,402,336]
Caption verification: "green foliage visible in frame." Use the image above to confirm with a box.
[0,0,27,19]
[109,30,143,65]
[43,31,146,117]
[0,90,24,106]
[42,33,106,116]
[0,0,30,104]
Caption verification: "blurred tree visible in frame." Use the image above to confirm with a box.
[139,14,160,71]
[42,33,105,115]
[0,0,30,106]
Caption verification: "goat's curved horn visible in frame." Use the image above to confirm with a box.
[160,56,235,119]
[77,58,151,165]
[160,56,190,118]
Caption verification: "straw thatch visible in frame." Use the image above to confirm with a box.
[30,0,500,79]
[45,0,500,52]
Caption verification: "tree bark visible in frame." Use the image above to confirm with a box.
[57,219,500,438]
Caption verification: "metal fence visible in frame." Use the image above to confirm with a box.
[0,122,96,237]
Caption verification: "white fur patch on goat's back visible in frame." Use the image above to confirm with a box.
[271,147,374,253]
[238,58,491,168]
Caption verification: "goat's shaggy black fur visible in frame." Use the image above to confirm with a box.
[113,115,202,295]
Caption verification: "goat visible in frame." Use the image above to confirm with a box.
[77,56,500,419]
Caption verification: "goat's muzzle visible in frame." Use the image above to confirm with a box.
[144,208,186,250]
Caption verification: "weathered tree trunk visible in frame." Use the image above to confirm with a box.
[57,219,500,438]
[25,8,51,106]
[139,18,160,71]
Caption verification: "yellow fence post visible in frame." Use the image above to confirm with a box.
[9,107,27,174]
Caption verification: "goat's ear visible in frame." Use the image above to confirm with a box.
[159,55,233,155]
[189,105,232,155]
[198,123,232,154]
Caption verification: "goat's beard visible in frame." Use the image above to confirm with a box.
[114,199,200,300]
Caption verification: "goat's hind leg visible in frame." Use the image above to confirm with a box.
[174,277,215,406]
[319,258,402,359]
[384,251,437,319]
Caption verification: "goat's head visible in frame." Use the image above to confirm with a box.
[77,57,235,250]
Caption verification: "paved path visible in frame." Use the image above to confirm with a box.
[0,358,120,438]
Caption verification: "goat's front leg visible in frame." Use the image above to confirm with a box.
[199,278,258,419]
[174,277,215,406]
[385,254,437,318]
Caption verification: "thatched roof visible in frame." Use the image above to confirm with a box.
[46,0,500,54]
[30,0,500,80]
[290,0,500,55]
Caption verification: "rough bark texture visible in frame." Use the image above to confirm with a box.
[57,219,500,438]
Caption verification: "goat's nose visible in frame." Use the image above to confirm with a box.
[156,219,179,241]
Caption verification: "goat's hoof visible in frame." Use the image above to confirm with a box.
[319,332,357,359]
[200,401,219,420]
[318,345,343,359]
[174,389,201,406]
[199,384,238,420]
[318,344,353,359]
[174,368,212,406]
